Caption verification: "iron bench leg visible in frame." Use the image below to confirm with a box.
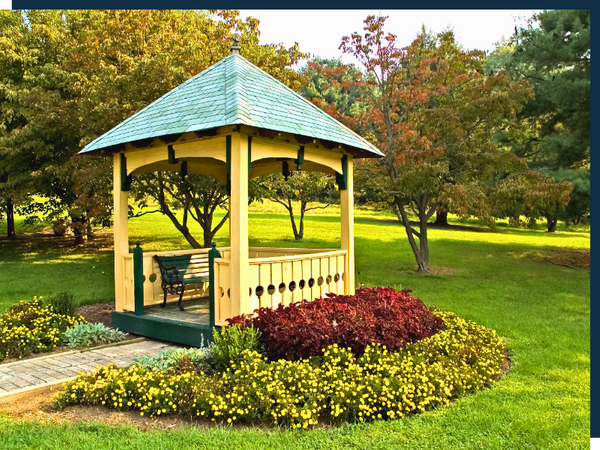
[160,280,185,311]
[177,284,185,311]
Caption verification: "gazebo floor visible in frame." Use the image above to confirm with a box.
[144,297,210,324]
[111,296,216,347]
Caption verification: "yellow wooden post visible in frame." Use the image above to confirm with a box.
[113,153,129,312]
[340,155,355,295]
[229,133,250,316]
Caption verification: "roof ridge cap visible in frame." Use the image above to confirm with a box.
[226,54,242,123]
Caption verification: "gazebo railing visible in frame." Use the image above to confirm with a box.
[122,246,229,312]
[213,248,347,325]
[125,245,347,327]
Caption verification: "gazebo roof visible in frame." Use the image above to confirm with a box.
[79,53,383,158]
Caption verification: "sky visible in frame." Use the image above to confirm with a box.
[237,10,540,67]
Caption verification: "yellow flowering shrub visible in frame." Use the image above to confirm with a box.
[56,311,507,428]
[0,297,85,360]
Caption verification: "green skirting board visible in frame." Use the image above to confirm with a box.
[112,311,218,347]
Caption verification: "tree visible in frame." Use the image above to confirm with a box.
[490,170,573,231]
[334,16,534,273]
[133,173,229,249]
[0,10,45,239]
[0,10,307,245]
[300,58,370,127]
[257,172,336,241]
[555,168,589,225]
[490,10,590,229]
[0,10,115,243]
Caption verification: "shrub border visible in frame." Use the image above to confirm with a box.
[56,310,508,429]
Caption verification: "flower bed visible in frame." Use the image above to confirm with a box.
[0,298,85,361]
[56,309,507,428]
[229,287,444,361]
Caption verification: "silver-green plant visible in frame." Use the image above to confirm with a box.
[62,323,127,348]
[133,342,209,372]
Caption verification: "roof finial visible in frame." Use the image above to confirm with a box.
[231,33,241,55]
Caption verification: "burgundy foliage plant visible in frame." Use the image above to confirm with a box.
[227,287,444,361]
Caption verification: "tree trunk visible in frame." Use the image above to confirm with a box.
[417,210,430,273]
[6,198,16,240]
[393,197,430,273]
[160,203,201,248]
[434,208,448,226]
[72,216,86,245]
[164,209,201,249]
[290,211,302,240]
[86,222,95,240]
[547,217,558,233]
[284,200,303,241]
[203,211,229,248]
[156,178,202,249]
[297,207,305,241]
[203,229,214,249]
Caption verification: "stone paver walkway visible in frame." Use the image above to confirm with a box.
[0,339,179,397]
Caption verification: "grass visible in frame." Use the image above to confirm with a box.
[0,229,114,312]
[0,204,590,449]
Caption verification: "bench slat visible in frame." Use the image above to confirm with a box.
[155,255,210,286]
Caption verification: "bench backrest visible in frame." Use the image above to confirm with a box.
[154,254,210,283]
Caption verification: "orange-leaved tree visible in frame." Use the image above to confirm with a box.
[325,16,537,272]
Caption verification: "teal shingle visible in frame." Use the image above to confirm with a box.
[80,54,383,157]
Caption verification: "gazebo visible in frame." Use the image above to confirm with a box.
[80,46,383,345]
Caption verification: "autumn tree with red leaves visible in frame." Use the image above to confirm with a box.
[312,16,569,273]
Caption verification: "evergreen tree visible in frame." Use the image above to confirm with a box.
[490,10,590,229]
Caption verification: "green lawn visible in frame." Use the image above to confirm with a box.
[0,207,590,449]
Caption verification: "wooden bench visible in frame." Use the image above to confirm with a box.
[154,253,210,311]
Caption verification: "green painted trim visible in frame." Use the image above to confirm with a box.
[120,153,132,191]
[208,242,219,329]
[336,154,348,190]
[168,145,178,164]
[111,312,219,347]
[133,241,144,316]
[180,161,188,179]
[294,146,305,170]
[226,135,232,195]
[248,136,252,173]
[282,160,290,181]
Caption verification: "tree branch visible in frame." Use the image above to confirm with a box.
[425,201,441,221]
[304,203,332,212]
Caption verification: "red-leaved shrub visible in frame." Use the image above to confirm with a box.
[227,287,444,361]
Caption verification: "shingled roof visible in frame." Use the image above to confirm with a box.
[79,53,383,158]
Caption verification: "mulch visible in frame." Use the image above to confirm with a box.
[75,302,115,328]
[0,385,194,431]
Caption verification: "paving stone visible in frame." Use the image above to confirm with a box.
[0,382,18,391]
[0,340,180,397]
[20,374,43,384]
[35,374,59,383]
[9,378,32,388]
[32,360,55,368]
[43,370,64,378]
